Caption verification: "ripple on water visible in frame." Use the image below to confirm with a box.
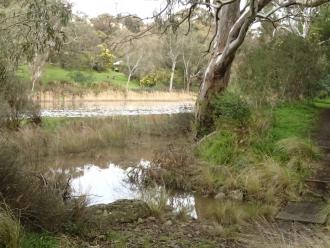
[41,103,194,118]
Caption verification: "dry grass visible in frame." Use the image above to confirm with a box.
[128,146,196,191]
[0,205,22,248]
[275,137,321,160]
[34,90,197,102]
[9,114,192,166]
[241,221,330,248]
[139,187,169,218]
[238,158,295,204]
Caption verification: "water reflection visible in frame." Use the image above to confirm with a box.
[72,164,138,204]
[71,161,199,219]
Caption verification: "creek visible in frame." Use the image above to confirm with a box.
[42,102,219,220]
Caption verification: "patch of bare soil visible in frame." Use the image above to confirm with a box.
[77,216,239,248]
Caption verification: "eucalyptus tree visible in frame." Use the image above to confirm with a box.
[52,15,102,70]
[0,0,71,127]
[155,0,330,134]
[0,0,71,67]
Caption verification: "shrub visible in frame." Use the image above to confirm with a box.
[211,92,251,126]
[0,140,82,233]
[140,70,170,87]
[236,33,327,104]
[0,65,40,130]
[67,71,95,84]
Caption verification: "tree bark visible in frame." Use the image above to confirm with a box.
[195,2,240,135]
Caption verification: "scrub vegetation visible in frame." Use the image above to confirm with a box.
[2,1,330,247]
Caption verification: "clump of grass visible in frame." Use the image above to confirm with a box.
[197,130,238,165]
[239,158,295,204]
[210,201,276,226]
[0,205,22,248]
[275,137,321,161]
[107,231,129,247]
[140,187,169,218]
[212,201,247,225]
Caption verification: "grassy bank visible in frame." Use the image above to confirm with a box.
[17,65,140,90]
[136,97,330,227]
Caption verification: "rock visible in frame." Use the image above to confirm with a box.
[164,220,172,226]
[97,235,106,241]
[148,216,156,222]
[228,190,243,201]
[86,199,151,232]
[137,218,144,224]
[214,192,226,200]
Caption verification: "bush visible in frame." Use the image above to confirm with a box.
[67,71,95,84]
[0,65,40,129]
[235,33,327,104]
[0,140,82,233]
[140,70,170,87]
[211,92,251,126]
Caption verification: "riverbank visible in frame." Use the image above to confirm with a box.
[1,98,330,248]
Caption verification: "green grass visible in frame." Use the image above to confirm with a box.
[313,97,330,108]
[271,102,317,141]
[197,131,238,165]
[17,64,140,89]
[191,97,330,224]
[21,233,59,248]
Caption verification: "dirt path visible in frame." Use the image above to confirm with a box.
[310,108,330,197]
[275,108,330,224]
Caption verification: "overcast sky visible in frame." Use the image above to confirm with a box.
[69,0,166,18]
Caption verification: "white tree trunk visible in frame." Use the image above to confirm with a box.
[126,73,132,93]
[169,60,176,92]
[30,52,48,92]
